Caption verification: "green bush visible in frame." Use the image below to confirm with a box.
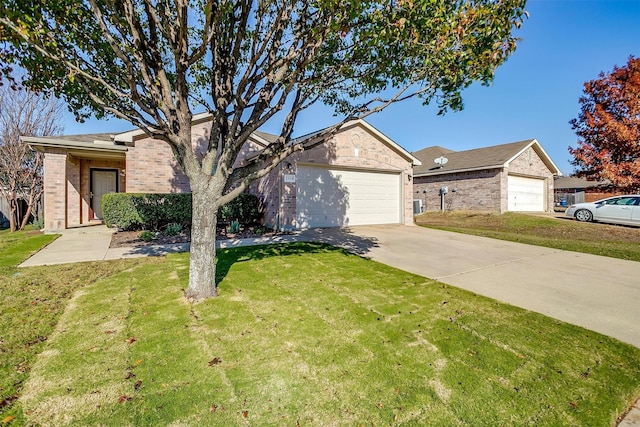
[138,230,155,241]
[227,220,241,234]
[165,223,182,236]
[219,193,262,226]
[102,193,142,230]
[103,193,191,231]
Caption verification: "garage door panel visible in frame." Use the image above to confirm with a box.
[508,176,545,212]
[296,166,400,228]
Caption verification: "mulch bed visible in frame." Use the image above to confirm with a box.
[109,227,282,249]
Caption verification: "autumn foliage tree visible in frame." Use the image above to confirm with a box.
[569,56,640,192]
[0,0,527,299]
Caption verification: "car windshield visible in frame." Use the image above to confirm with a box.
[601,197,639,206]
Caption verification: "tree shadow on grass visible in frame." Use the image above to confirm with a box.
[215,235,378,284]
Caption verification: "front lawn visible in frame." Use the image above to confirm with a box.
[16,242,640,426]
[415,211,640,262]
[0,229,159,424]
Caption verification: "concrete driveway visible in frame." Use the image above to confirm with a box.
[307,224,640,349]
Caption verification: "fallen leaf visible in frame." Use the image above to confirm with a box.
[210,404,218,412]
[242,410,248,418]
[3,415,15,424]
[134,380,142,391]
[135,359,142,365]
[118,395,132,403]
[126,337,136,344]
[209,357,222,366]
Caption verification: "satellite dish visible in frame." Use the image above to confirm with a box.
[434,156,448,167]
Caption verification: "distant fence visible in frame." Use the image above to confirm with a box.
[554,190,627,207]
[0,197,41,229]
[554,191,585,207]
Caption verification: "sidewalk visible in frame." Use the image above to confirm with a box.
[18,225,312,267]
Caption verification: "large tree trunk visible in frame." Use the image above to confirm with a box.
[184,185,220,300]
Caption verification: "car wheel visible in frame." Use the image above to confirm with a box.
[575,209,593,222]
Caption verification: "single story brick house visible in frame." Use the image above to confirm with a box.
[23,116,420,232]
[412,139,561,213]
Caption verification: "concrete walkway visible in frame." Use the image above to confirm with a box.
[18,225,311,267]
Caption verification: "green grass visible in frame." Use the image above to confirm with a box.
[15,243,640,426]
[0,229,159,424]
[415,211,640,262]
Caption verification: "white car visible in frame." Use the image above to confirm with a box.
[565,195,640,226]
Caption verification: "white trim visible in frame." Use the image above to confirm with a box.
[505,139,562,176]
[114,112,213,142]
[413,165,503,177]
[22,136,128,153]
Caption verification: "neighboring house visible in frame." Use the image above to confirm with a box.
[412,139,561,213]
[554,176,622,206]
[23,116,420,232]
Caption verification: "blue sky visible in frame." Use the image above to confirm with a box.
[63,0,640,175]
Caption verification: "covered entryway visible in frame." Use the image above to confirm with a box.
[296,165,401,228]
[508,175,545,212]
[91,169,118,220]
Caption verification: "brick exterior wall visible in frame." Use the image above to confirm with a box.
[413,168,503,212]
[43,149,68,231]
[258,123,414,230]
[123,120,245,193]
[413,146,555,213]
[125,137,190,193]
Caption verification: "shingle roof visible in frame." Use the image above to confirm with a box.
[554,176,610,189]
[413,139,555,176]
[33,133,116,144]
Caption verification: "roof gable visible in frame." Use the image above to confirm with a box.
[340,120,421,165]
[413,139,561,176]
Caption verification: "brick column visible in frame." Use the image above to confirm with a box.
[43,149,67,231]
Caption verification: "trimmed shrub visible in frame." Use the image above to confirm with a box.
[103,193,191,231]
[219,193,262,226]
[102,193,142,230]
[103,192,263,231]
[165,222,182,236]
[138,230,156,241]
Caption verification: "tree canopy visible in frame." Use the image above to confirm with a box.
[569,56,640,192]
[0,0,528,299]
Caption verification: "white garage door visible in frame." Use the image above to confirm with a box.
[508,175,545,212]
[296,166,401,228]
